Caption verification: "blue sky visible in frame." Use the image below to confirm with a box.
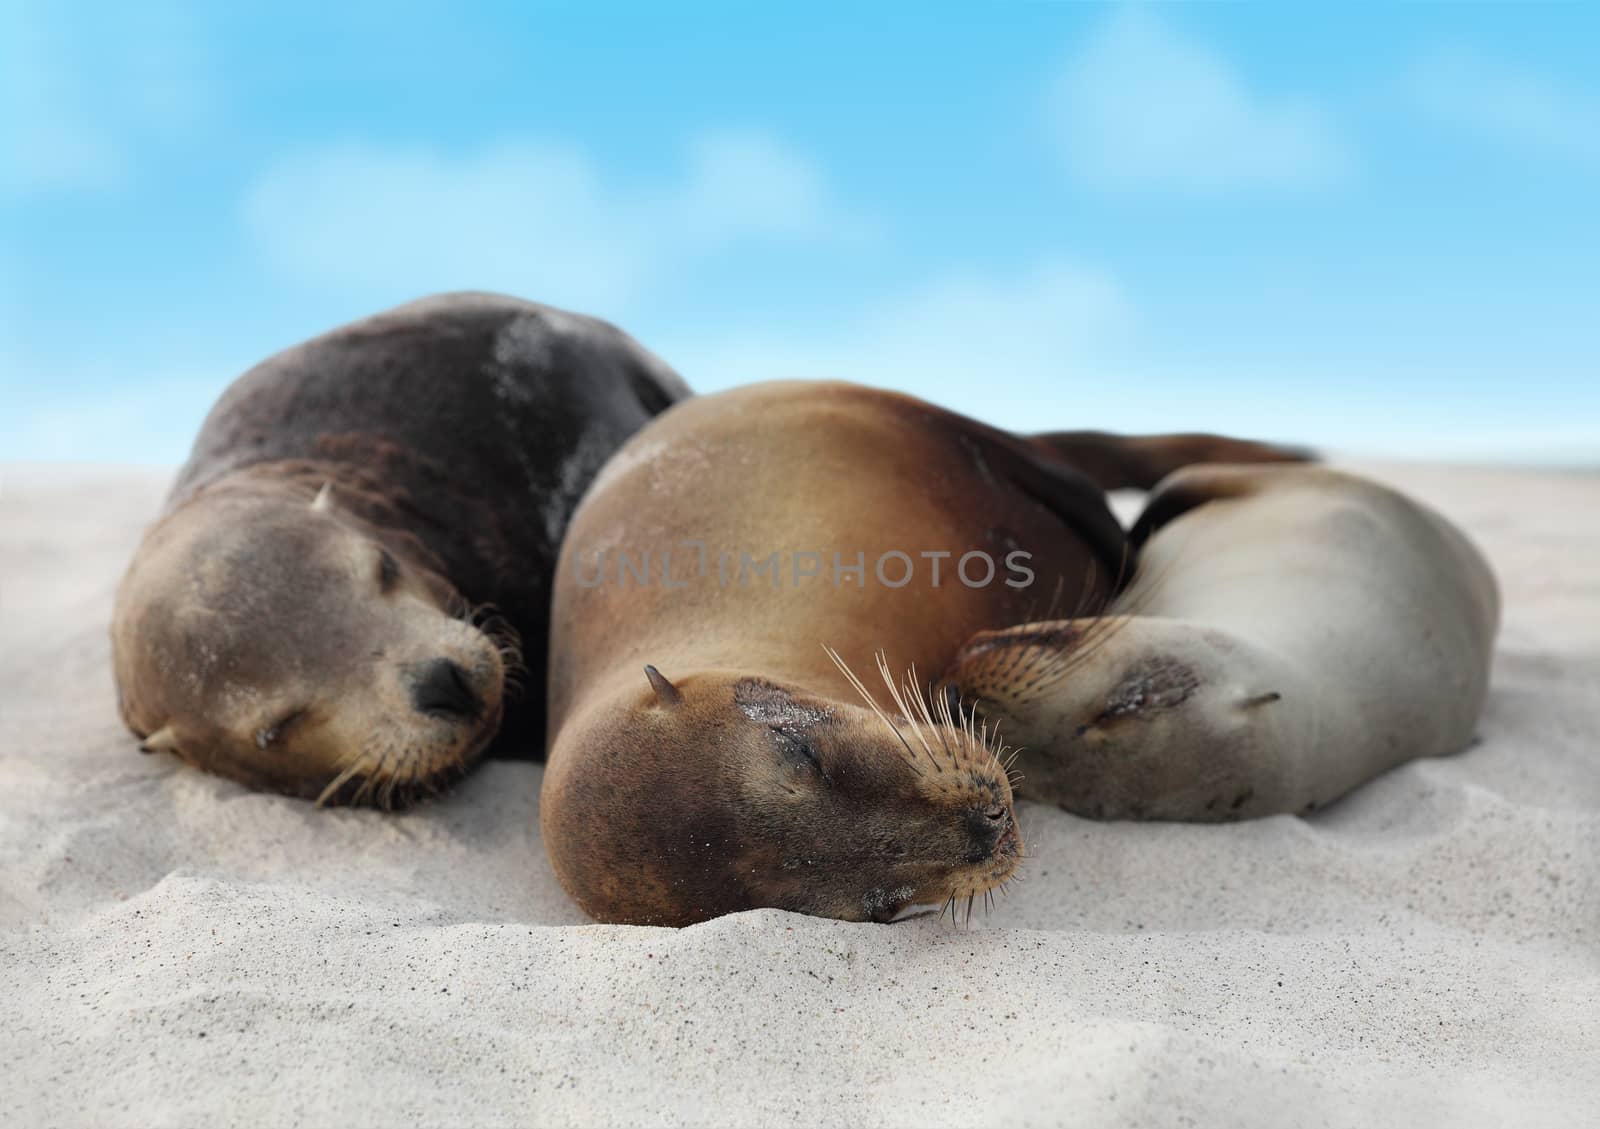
[2,1,1597,464]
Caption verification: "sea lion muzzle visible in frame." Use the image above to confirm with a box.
[409,657,484,720]
[964,803,1016,864]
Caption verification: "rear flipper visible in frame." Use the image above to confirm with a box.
[1027,430,1314,492]
[942,616,1329,821]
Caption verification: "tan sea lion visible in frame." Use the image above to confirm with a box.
[112,292,688,806]
[541,381,1305,924]
[947,465,1500,820]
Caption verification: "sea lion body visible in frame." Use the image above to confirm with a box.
[950,465,1500,819]
[113,292,688,804]
[547,382,1130,728]
[543,381,1167,925]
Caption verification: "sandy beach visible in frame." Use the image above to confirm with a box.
[1,459,1596,1128]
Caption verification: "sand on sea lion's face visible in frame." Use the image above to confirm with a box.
[112,486,507,808]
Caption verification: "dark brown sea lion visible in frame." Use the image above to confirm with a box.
[112,292,688,806]
[541,381,1304,925]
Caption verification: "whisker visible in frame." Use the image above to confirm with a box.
[904,667,960,772]
[315,757,366,808]
[999,534,1198,706]
[381,762,402,812]
[459,600,527,701]
[876,653,939,770]
[824,645,926,777]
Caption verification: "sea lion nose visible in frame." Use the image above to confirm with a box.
[964,803,1014,860]
[411,658,481,720]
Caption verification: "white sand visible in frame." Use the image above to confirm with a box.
[1,460,1596,1128]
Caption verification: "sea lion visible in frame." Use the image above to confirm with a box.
[947,464,1500,820]
[112,292,688,806]
[541,381,1305,925]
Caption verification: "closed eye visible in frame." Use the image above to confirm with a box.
[773,729,828,781]
[376,548,401,593]
[256,708,308,751]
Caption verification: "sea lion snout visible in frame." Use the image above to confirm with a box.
[964,802,1015,863]
[410,657,484,720]
[540,666,1027,925]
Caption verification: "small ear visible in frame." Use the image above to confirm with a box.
[310,482,333,512]
[138,725,181,755]
[644,664,682,707]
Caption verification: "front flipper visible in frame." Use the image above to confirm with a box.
[943,616,1320,821]
[1027,431,1314,492]
[1127,463,1275,548]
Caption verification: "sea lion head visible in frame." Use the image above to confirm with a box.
[947,617,1305,820]
[112,478,511,806]
[541,662,1022,926]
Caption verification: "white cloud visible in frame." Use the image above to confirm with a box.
[655,260,1137,430]
[653,263,1600,461]
[242,132,871,313]
[672,133,863,242]
[1409,46,1600,163]
[1045,8,1353,192]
